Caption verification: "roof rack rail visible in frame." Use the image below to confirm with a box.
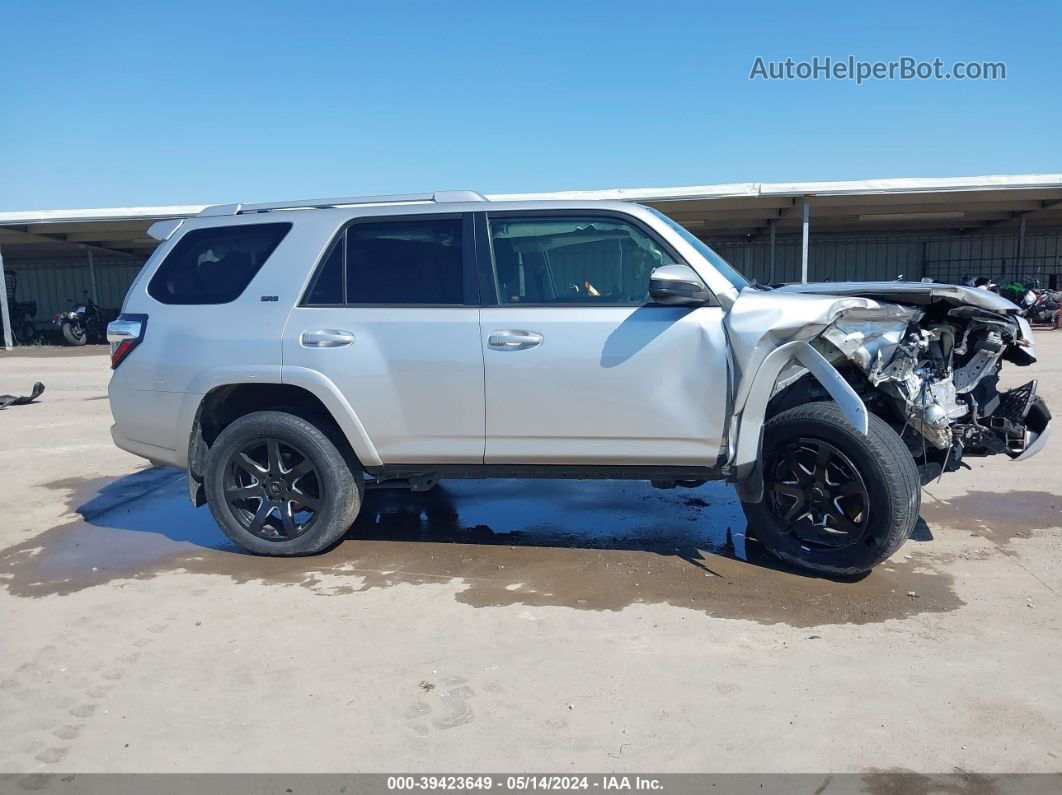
[198,190,487,217]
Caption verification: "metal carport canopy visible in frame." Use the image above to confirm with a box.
[494,173,1062,237]
[3,173,1062,348]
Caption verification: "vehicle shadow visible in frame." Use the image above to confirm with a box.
[55,468,879,583]
[2,469,964,625]
[33,469,904,582]
[352,481,865,582]
[354,480,737,573]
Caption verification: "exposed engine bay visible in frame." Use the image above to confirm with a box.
[780,283,1053,481]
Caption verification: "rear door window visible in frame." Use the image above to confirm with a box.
[148,223,291,305]
[302,216,469,306]
[346,218,464,305]
[303,238,344,305]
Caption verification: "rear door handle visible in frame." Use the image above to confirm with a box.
[488,329,543,351]
[301,329,355,348]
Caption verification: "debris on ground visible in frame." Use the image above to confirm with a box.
[0,381,45,409]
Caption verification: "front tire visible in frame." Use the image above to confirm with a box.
[204,411,363,556]
[741,402,920,576]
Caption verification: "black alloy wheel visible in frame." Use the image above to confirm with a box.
[764,438,870,550]
[205,410,363,556]
[223,437,323,541]
[739,402,920,575]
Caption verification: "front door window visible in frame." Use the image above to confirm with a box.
[488,216,676,306]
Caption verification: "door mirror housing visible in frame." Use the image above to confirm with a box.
[649,264,711,305]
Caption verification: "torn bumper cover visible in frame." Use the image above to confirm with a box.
[1015,396,1052,460]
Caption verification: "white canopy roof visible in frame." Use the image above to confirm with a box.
[2,173,1061,260]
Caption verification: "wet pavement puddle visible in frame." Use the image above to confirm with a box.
[0,469,965,625]
[920,490,1062,546]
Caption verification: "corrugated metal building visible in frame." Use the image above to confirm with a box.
[9,257,143,325]
[716,229,1062,285]
[2,174,1062,347]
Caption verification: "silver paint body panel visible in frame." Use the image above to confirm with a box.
[106,196,1046,480]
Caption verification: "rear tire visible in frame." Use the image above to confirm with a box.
[741,402,919,576]
[62,322,87,346]
[204,410,363,556]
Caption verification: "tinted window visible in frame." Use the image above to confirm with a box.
[345,218,463,304]
[148,223,290,305]
[304,238,344,305]
[489,217,676,305]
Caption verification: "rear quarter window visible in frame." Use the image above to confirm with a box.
[148,222,291,305]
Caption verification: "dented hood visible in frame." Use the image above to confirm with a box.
[775,281,1019,314]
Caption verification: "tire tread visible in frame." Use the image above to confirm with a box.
[743,402,920,575]
[204,410,362,556]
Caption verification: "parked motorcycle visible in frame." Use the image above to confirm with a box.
[1024,287,1061,328]
[1000,279,1030,306]
[53,294,106,346]
[993,278,1060,328]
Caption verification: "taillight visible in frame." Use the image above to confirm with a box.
[107,314,148,370]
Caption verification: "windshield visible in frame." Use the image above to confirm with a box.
[647,207,750,290]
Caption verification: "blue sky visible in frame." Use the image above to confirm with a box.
[1,0,1059,209]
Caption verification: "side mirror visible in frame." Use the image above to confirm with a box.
[649,264,711,305]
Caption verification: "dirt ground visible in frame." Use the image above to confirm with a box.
[0,333,1059,775]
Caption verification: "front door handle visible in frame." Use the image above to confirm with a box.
[301,329,355,348]
[488,329,543,351]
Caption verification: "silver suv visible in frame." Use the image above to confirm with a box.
[107,191,1051,575]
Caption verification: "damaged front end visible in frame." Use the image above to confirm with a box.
[814,293,1051,480]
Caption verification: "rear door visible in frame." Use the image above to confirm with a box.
[283,213,485,464]
[477,210,730,466]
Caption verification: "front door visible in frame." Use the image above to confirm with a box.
[479,212,730,466]
[283,213,484,464]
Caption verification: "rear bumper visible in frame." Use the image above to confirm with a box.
[111,423,181,469]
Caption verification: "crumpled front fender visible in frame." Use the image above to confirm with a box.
[724,288,917,503]
[728,340,869,503]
